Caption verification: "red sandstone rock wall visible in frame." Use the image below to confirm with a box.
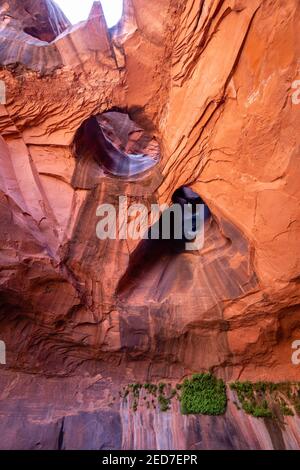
[0,0,299,450]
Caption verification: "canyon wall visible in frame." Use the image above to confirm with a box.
[0,0,299,449]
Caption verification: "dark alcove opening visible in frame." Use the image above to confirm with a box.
[116,186,211,296]
[73,111,160,179]
[23,26,56,42]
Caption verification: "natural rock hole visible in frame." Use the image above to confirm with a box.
[117,186,211,296]
[73,111,160,178]
[19,2,71,42]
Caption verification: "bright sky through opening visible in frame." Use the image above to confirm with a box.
[55,0,123,28]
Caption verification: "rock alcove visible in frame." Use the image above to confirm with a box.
[73,111,160,180]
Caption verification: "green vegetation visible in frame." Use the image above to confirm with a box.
[230,381,272,418]
[230,381,300,419]
[279,401,294,416]
[158,394,170,412]
[120,381,180,412]
[180,373,227,415]
[119,377,300,420]
[143,383,157,396]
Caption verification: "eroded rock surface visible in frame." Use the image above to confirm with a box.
[0,0,299,450]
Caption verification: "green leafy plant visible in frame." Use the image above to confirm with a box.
[180,373,227,415]
[158,394,170,412]
[230,381,300,419]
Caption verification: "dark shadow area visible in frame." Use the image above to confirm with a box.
[19,0,71,42]
[116,186,211,296]
[23,26,56,42]
[127,106,157,133]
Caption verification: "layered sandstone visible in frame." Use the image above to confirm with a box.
[0,0,299,450]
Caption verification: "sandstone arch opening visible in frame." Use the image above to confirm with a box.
[73,111,160,181]
[116,186,210,297]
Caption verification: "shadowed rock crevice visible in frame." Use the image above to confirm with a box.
[23,26,54,43]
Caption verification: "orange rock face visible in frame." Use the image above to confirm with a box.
[0,0,299,450]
